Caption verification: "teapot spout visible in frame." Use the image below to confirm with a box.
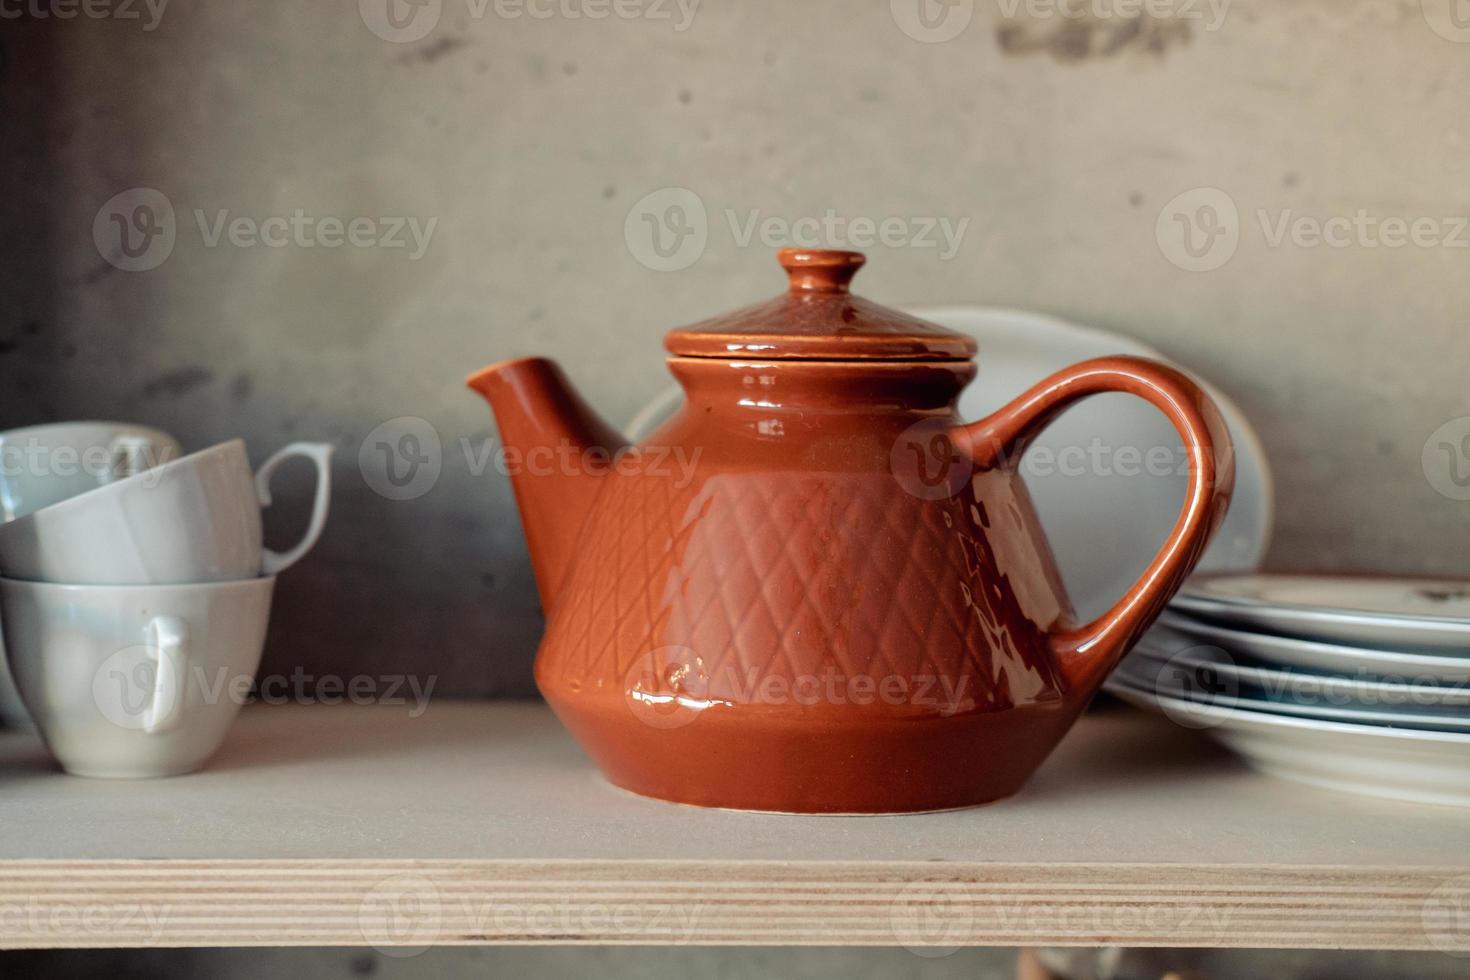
[467,357,628,610]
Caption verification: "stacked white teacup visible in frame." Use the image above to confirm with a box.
[0,423,332,778]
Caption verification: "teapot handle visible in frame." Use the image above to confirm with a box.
[956,356,1234,693]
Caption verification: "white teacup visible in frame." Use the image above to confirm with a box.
[0,439,332,585]
[0,421,182,521]
[0,661,30,731]
[1,576,274,777]
[0,422,182,732]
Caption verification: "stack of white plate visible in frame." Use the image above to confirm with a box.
[1108,575,1470,807]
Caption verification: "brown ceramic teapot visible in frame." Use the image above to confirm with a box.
[469,249,1233,813]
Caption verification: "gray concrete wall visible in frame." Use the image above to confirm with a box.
[2,0,1468,697]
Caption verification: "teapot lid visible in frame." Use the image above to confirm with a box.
[663,249,977,361]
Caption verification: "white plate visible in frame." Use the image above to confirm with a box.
[1157,612,1470,683]
[626,306,1274,622]
[1126,638,1470,710]
[1175,574,1470,653]
[1106,678,1470,807]
[1112,654,1470,733]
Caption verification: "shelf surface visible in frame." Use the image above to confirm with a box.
[0,701,1466,950]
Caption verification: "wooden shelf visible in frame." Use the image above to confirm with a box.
[0,702,1465,950]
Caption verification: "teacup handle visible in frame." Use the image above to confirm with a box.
[143,616,187,735]
[957,356,1235,693]
[255,442,335,576]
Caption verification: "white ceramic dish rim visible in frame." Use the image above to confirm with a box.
[0,438,247,534]
[1111,659,1470,730]
[0,575,276,597]
[1158,611,1470,671]
[1104,673,1470,745]
[1176,574,1470,632]
[0,420,177,442]
[1127,639,1470,706]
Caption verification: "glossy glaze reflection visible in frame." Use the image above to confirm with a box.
[468,249,1233,813]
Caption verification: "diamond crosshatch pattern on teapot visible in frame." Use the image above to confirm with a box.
[539,468,1069,713]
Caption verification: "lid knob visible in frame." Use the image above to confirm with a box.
[778,248,865,294]
[662,248,976,360]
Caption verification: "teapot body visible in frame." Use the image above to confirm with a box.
[470,248,1233,813]
[534,356,1087,813]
